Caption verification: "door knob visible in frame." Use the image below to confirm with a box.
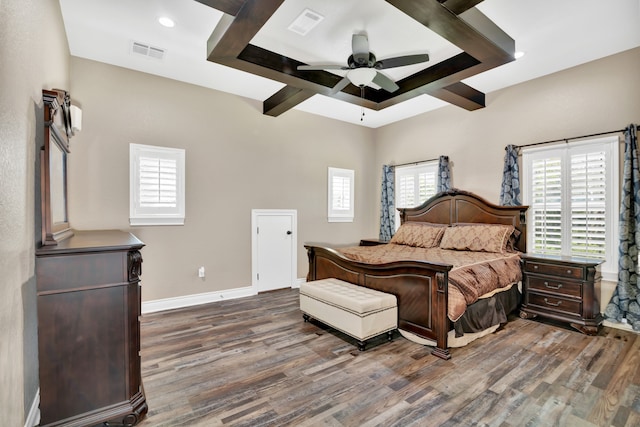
[286,230,292,235]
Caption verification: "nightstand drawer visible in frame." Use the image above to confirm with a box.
[524,261,583,280]
[527,276,582,298]
[527,293,582,316]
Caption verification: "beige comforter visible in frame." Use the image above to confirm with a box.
[337,244,522,322]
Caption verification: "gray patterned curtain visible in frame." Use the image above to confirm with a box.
[605,125,640,331]
[379,165,395,241]
[499,144,521,206]
[437,155,451,192]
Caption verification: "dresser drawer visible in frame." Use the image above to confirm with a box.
[527,276,582,299]
[524,261,583,280]
[527,292,582,316]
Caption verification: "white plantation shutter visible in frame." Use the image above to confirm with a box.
[570,151,607,257]
[419,171,437,202]
[130,144,185,225]
[397,174,415,208]
[395,162,438,209]
[395,162,438,230]
[139,157,178,208]
[530,157,562,254]
[328,167,354,222]
[523,136,618,279]
[331,175,351,211]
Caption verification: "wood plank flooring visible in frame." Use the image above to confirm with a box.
[137,288,640,427]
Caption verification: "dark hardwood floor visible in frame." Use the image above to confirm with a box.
[137,288,640,427]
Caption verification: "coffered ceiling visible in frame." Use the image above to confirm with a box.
[59,0,640,128]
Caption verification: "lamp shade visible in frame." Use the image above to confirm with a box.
[347,68,377,87]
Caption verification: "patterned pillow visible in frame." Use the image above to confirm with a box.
[439,224,515,253]
[390,222,447,248]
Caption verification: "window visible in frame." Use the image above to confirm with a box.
[328,167,354,222]
[130,143,185,226]
[522,136,618,279]
[395,162,438,228]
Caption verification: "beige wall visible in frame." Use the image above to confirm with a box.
[0,0,70,424]
[68,58,377,301]
[375,47,640,307]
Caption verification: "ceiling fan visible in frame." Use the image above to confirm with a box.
[297,34,430,93]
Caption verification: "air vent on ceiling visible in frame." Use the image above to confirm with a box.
[130,41,165,60]
[287,8,324,36]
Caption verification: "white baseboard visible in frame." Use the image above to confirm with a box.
[142,286,256,314]
[24,388,40,427]
[142,280,306,314]
[603,319,637,333]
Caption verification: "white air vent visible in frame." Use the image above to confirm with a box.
[130,41,166,60]
[287,8,324,36]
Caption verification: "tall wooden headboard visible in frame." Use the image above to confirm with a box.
[398,189,529,252]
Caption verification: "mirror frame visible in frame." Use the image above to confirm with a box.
[41,89,74,245]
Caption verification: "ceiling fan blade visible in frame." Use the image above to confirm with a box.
[330,77,351,94]
[352,34,369,65]
[374,54,430,69]
[298,64,348,71]
[372,72,399,92]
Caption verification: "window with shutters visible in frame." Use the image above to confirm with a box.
[395,162,438,229]
[522,136,618,279]
[130,143,185,226]
[328,167,354,222]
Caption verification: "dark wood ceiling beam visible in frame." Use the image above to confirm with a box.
[430,82,485,110]
[193,0,246,17]
[385,0,514,61]
[207,0,284,59]
[263,86,315,117]
[439,0,484,15]
[458,8,515,57]
[201,0,516,118]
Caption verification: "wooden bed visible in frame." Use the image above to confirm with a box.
[305,189,528,360]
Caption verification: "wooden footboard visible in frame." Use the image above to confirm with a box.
[305,245,453,360]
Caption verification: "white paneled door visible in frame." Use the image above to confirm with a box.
[252,210,297,293]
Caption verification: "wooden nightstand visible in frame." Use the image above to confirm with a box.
[359,238,387,246]
[520,254,603,335]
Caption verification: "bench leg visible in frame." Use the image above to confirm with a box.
[387,330,394,342]
[303,313,310,322]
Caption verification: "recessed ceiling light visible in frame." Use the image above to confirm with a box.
[158,16,175,28]
[514,51,525,59]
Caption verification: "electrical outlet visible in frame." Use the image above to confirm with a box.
[198,266,205,278]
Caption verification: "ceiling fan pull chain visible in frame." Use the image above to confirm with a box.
[360,86,365,121]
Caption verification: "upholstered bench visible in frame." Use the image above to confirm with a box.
[300,278,398,351]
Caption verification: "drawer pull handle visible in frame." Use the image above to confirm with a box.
[533,265,539,270]
[566,269,572,274]
[544,298,562,307]
[544,282,563,290]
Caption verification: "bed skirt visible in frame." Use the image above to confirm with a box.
[400,282,521,348]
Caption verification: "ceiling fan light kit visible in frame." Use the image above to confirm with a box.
[348,68,377,87]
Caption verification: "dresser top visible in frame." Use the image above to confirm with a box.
[36,230,144,256]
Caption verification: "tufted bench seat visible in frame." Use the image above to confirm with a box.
[300,278,398,351]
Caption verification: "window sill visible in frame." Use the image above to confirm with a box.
[328,217,354,223]
[130,217,185,226]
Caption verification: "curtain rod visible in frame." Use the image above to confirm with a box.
[511,124,639,150]
[393,157,439,168]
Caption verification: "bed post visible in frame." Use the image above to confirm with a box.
[431,271,451,360]
[306,246,316,281]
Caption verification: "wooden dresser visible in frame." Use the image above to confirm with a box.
[520,253,603,335]
[36,230,147,426]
